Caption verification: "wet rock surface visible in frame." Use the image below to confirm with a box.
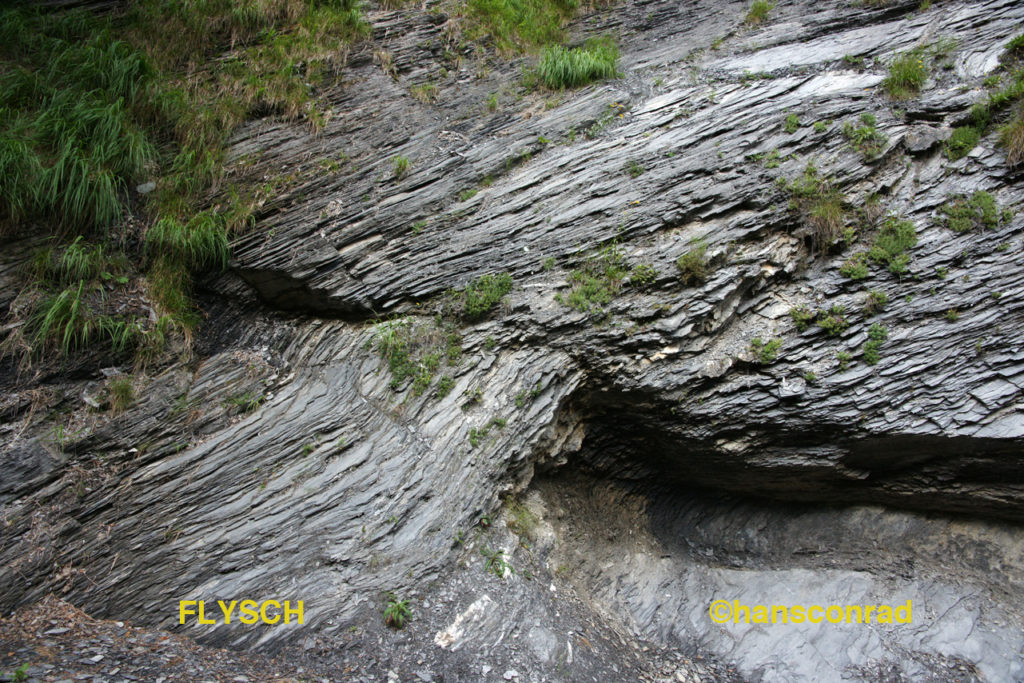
[3,0,1024,680]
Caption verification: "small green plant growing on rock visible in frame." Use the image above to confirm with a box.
[842,113,888,160]
[945,126,980,160]
[462,272,513,320]
[560,243,627,313]
[435,375,454,399]
[481,546,511,577]
[630,263,657,287]
[803,371,817,384]
[817,305,850,336]
[863,323,888,365]
[515,381,543,408]
[383,593,411,629]
[750,337,782,364]
[814,120,829,133]
[108,377,134,414]
[226,391,264,414]
[676,241,708,285]
[625,160,645,178]
[783,163,847,249]
[789,305,816,332]
[744,0,775,26]
[937,191,1005,232]
[868,215,917,274]
[392,155,410,178]
[784,113,800,134]
[836,350,852,370]
[863,289,888,314]
[839,252,870,280]
[945,308,960,321]
[883,48,927,99]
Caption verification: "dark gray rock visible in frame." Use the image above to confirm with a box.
[3,0,1024,681]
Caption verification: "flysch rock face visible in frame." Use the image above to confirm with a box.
[2,0,1024,681]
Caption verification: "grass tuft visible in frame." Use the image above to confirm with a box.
[537,37,618,90]
[744,1,775,26]
[883,48,927,99]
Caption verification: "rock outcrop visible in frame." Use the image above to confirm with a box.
[3,0,1024,680]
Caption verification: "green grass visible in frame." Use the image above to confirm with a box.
[559,243,627,313]
[841,112,888,160]
[676,242,708,285]
[145,214,230,271]
[750,337,782,364]
[784,113,800,134]
[868,215,917,274]
[789,305,816,332]
[537,37,618,90]
[783,163,847,249]
[461,0,578,54]
[945,125,980,160]
[462,272,513,320]
[744,1,775,26]
[108,377,134,413]
[0,0,370,364]
[883,48,927,99]
[392,155,410,178]
[937,191,1004,232]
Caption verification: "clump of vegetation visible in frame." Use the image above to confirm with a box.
[481,546,511,578]
[536,37,619,90]
[625,160,645,178]
[945,308,960,321]
[469,416,508,448]
[558,243,627,313]
[863,323,888,365]
[0,0,370,365]
[371,318,464,394]
[817,304,850,336]
[803,370,817,384]
[841,113,888,160]
[459,0,578,55]
[951,36,1024,167]
[836,350,852,370]
[789,305,816,332]
[226,391,264,414]
[750,337,782,364]
[868,215,917,275]
[514,381,543,408]
[883,48,927,99]
[108,377,134,414]
[744,1,775,26]
[863,289,888,314]
[630,263,657,287]
[782,163,847,249]
[839,252,870,280]
[392,155,410,178]
[784,113,800,134]
[676,240,709,285]
[461,272,513,320]
[383,593,411,629]
[937,191,1007,232]
[945,126,981,161]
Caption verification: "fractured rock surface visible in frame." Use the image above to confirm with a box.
[2,0,1024,680]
